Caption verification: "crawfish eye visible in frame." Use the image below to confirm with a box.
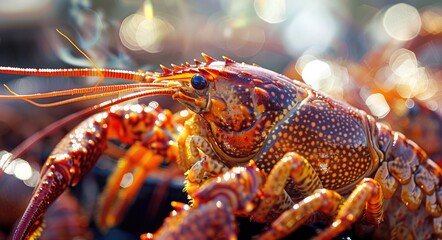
[191,74,208,90]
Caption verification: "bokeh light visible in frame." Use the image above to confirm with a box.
[365,93,390,118]
[13,159,33,181]
[120,172,134,188]
[23,169,40,187]
[386,48,438,100]
[421,8,442,34]
[119,13,175,53]
[0,151,13,174]
[301,59,332,90]
[254,0,287,24]
[283,5,339,56]
[383,3,421,41]
[0,150,39,186]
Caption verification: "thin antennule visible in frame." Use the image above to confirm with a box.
[4,85,168,107]
[0,82,167,100]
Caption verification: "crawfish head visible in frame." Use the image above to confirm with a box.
[156,54,308,163]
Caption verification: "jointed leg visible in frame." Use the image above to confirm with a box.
[96,143,164,230]
[252,148,384,240]
[259,176,383,239]
[259,189,343,240]
[253,152,323,222]
[314,178,383,240]
[186,155,230,196]
[184,135,229,196]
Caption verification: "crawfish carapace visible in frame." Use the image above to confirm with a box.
[159,56,311,164]
[154,56,381,192]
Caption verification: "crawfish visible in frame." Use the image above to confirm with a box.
[0,54,441,239]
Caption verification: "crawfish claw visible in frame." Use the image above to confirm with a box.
[12,155,74,239]
[142,200,237,240]
[12,113,108,240]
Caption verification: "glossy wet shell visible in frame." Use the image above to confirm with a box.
[255,87,380,196]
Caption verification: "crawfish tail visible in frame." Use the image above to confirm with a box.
[13,113,110,240]
[376,122,441,193]
[373,123,442,239]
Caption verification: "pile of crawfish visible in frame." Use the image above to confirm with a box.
[0,14,442,240]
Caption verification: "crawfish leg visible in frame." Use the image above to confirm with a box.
[260,177,383,240]
[176,115,214,171]
[186,155,230,196]
[96,143,163,230]
[313,178,383,240]
[12,113,109,240]
[178,115,231,196]
[96,104,180,230]
[185,136,229,196]
[259,189,343,240]
[253,152,323,222]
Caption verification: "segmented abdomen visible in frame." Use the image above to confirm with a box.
[374,123,442,239]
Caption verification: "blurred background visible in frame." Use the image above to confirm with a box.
[0,0,441,239]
